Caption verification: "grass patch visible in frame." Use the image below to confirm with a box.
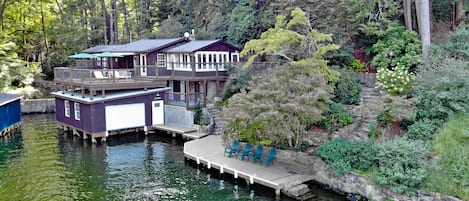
[424,113,469,200]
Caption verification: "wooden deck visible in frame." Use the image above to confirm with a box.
[183,135,315,197]
[152,124,208,140]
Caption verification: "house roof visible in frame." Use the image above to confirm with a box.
[81,38,185,54]
[81,45,124,53]
[0,94,23,106]
[116,38,185,52]
[164,40,226,53]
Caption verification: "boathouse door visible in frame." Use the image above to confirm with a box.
[105,103,146,131]
[152,100,164,125]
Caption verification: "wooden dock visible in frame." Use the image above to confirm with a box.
[153,124,209,140]
[183,135,315,197]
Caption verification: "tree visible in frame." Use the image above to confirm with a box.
[241,7,340,82]
[221,64,333,148]
[418,0,431,59]
[0,41,41,91]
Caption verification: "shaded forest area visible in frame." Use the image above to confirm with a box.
[0,0,466,80]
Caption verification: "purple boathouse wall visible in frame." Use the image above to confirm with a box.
[55,91,166,134]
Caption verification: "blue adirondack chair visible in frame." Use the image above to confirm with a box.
[236,143,252,161]
[224,141,239,157]
[249,145,263,164]
[261,148,277,167]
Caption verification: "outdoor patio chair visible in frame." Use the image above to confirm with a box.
[93,71,105,79]
[249,145,263,164]
[260,148,277,167]
[236,143,252,161]
[224,140,239,157]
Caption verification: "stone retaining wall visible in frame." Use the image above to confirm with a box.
[21,99,55,114]
[275,149,461,201]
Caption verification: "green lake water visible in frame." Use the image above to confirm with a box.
[0,114,346,201]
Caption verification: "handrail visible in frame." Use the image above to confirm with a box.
[164,91,206,108]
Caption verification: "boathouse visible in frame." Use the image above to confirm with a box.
[0,94,23,137]
[53,88,170,143]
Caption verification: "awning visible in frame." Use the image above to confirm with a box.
[94,52,124,58]
[68,53,98,59]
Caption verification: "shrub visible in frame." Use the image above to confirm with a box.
[376,64,415,95]
[315,139,377,176]
[317,103,354,132]
[368,123,382,138]
[373,138,429,195]
[333,71,362,105]
[406,119,440,141]
[377,109,395,126]
[349,59,367,72]
[425,114,469,200]
[414,56,469,123]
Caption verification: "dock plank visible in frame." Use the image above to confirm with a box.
[153,124,197,134]
[184,135,313,194]
[183,132,209,140]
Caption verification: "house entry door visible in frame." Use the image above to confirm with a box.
[139,54,147,76]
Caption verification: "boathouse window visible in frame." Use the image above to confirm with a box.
[157,54,165,67]
[74,102,80,121]
[64,100,70,117]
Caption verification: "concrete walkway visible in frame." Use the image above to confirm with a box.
[183,135,314,197]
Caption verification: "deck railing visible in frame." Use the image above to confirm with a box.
[165,92,206,108]
[54,67,138,83]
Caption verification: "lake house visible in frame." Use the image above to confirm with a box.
[53,35,239,142]
[0,94,23,137]
[54,36,239,108]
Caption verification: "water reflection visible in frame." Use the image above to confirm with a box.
[0,114,345,201]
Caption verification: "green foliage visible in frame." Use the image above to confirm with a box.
[414,55,469,124]
[439,25,469,60]
[193,103,210,125]
[326,44,355,68]
[0,41,41,91]
[373,138,429,195]
[371,26,422,71]
[432,0,453,22]
[341,0,402,37]
[406,119,440,141]
[368,124,382,138]
[317,103,354,133]
[333,71,362,105]
[371,26,421,95]
[315,139,377,176]
[377,109,395,126]
[349,59,367,72]
[222,64,333,148]
[425,114,469,200]
[241,7,340,83]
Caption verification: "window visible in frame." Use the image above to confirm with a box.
[64,100,70,118]
[74,102,80,121]
[157,54,165,67]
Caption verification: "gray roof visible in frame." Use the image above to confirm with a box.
[82,45,124,53]
[81,38,184,54]
[0,93,23,106]
[164,40,220,53]
[116,38,184,52]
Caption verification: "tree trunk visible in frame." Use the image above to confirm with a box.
[455,0,465,26]
[0,0,7,29]
[100,0,108,44]
[111,0,118,43]
[415,0,422,34]
[40,1,51,74]
[137,0,144,38]
[121,0,131,42]
[419,0,431,59]
[404,0,413,30]
[82,3,88,48]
